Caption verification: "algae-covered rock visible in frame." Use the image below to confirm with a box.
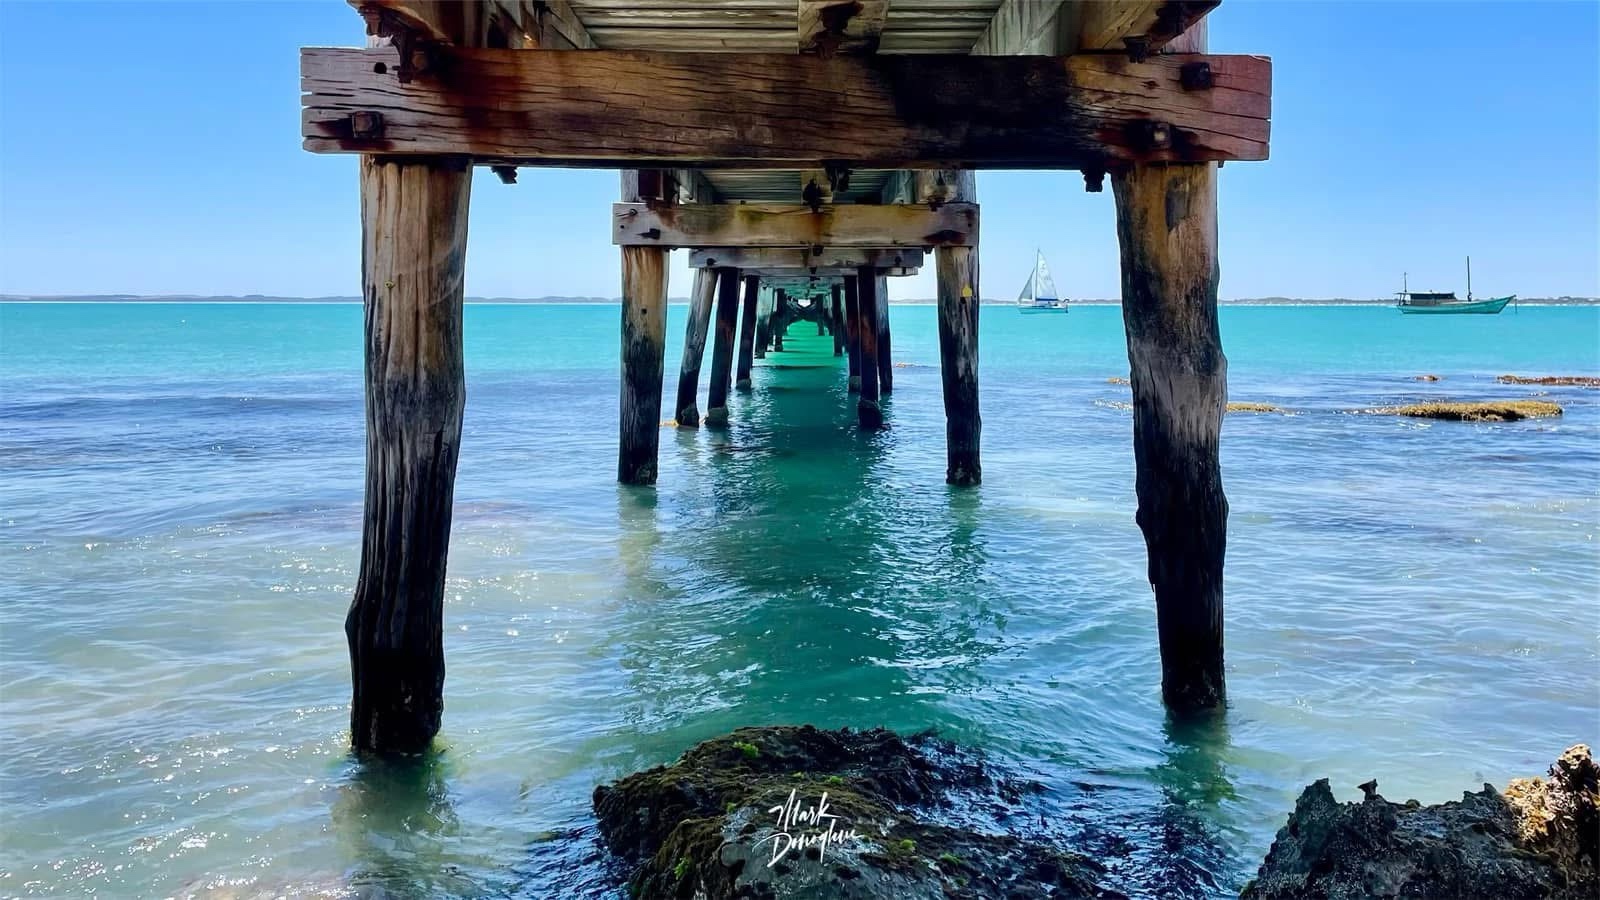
[1226,402,1281,414]
[592,725,1121,899]
[1497,375,1600,387]
[1377,400,1563,422]
[1242,745,1599,900]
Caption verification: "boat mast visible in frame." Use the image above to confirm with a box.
[1466,256,1472,301]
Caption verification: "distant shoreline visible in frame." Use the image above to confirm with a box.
[3,295,1596,307]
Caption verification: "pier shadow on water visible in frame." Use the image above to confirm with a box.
[532,333,1240,897]
[598,332,1008,762]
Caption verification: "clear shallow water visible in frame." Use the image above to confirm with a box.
[1,302,1597,898]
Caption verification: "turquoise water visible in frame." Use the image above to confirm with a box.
[2,302,1597,897]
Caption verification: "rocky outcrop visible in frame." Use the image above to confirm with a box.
[1243,745,1598,900]
[592,725,1122,900]
[1375,400,1563,421]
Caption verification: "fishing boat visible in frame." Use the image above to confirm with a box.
[1017,249,1067,313]
[1396,257,1514,314]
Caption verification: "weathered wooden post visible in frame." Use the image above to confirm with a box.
[735,274,759,390]
[831,285,845,357]
[937,246,981,485]
[674,267,717,427]
[618,172,670,485]
[754,285,772,358]
[843,275,862,391]
[348,154,470,755]
[855,267,884,429]
[1110,23,1229,713]
[932,170,981,485]
[773,289,788,352]
[875,273,893,395]
[704,267,740,426]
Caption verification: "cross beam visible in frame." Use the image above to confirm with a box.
[688,248,925,270]
[742,267,917,278]
[616,203,977,249]
[301,48,1270,168]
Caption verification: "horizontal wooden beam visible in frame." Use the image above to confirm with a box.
[301,48,1270,168]
[744,266,917,277]
[615,203,978,249]
[688,248,925,270]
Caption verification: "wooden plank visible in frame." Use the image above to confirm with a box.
[668,168,718,204]
[614,202,978,248]
[535,0,598,49]
[1064,0,1219,54]
[970,0,1067,54]
[879,170,914,204]
[349,0,594,49]
[799,1,890,55]
[688,247,924,269]
[301,48,1272,168]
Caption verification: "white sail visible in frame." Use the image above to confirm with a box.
[1033,251,1060,301]
[1017,250,1062,307]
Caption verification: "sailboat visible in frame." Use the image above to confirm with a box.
[1017,249,1067,313]
[1396,257,1515,315]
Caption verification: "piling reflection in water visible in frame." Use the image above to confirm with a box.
[333,753,482,896]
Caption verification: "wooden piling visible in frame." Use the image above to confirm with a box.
[831,284,845,356]
[674,267,717,427]
[348,155,469,755]
[843,275,862,391]
[1110,21,1228,714]
[1112,162,1227,712]
[735,274,759,390]
[618,170,670,483]
[773,289,787,352]
[875,273,893,395]
[704,267,740,426]
[619,246,669,483]
[754,286,771,358]
[855,267,884,429]
[936,246,981,485]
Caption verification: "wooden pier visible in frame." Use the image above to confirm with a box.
[302,0,1272,753]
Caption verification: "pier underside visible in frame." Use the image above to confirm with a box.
[304,0,1271,752]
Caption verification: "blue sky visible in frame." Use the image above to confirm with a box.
[1,1,1596,300]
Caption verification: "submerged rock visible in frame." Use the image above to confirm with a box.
[1375,400,1563,422]
[592,725,1121,899]
[1242,745,1598,900]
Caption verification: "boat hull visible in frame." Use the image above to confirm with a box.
[1398,296,1514,315]
[1018,306,1068,313]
